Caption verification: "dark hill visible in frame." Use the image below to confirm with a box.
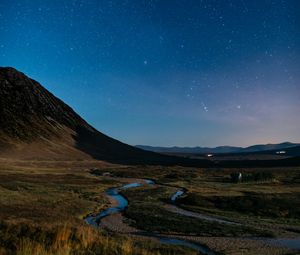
[1,67,298,167]
[0,67,212,165]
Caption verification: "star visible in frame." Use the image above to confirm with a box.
[202,102,208,112]
[0,0,298,147]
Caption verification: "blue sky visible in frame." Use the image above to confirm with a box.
[0,0,299,146]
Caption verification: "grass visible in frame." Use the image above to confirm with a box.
[0,160,202,255]
[0,221,195,255]
[1,160,300,254]
[0,160,123,225]
[104,165,300,233]
[177,192,300,219]
[122,187,273,237]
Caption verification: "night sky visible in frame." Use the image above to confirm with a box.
[0,0,299,147]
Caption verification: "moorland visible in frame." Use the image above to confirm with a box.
[0,158,300,255]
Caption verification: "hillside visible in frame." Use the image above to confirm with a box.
[1,67,298,167]
[0,67,210,165]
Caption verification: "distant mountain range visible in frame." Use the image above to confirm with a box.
[136,142,300,154]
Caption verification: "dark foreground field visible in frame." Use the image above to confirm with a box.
[0,159,299,255]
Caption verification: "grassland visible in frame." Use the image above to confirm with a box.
[122,186,273,237]
[0,159,299,254]
[0,159,197,255]
[95,165,300,254]
[111,165,300,227]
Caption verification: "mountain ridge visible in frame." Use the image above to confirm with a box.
[0,67,211,165]
[1,67,298,167]
[136,142,300,154]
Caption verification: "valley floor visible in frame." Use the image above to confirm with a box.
[0,159,299,254]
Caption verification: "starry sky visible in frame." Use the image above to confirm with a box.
[0,0,299,147]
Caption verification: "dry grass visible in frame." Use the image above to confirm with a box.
[0,160,197,255]
[0,222,169,255]
[0,161,115,225]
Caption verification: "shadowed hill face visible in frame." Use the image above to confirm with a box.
[0,67,297,167]
[0,67,149,161]
[0,67,211,165]
[0,67,90,140]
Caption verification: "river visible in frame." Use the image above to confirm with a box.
[85,179,216,255]
[85,178,300,253]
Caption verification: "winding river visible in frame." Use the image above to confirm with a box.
[85,179,216,255]
[85,178,300,253]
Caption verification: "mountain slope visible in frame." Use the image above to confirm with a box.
[0,67,210,165]
[2,67,296,167]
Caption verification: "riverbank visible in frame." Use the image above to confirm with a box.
[85,173,300,254]
[1,161,299,255]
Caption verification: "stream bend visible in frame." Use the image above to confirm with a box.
[84,179,216,255]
